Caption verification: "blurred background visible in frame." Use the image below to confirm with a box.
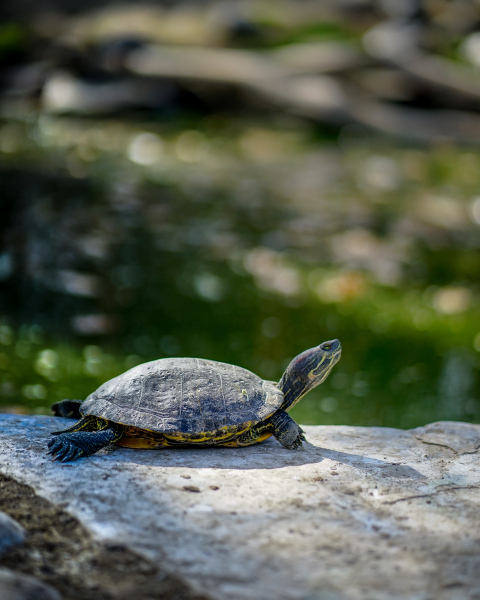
[0,0,479,428]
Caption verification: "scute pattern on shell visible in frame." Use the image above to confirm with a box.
[80,358,283,435]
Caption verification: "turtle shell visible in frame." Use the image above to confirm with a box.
[80,357,284,438]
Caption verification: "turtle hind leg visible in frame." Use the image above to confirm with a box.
[51,399,83,419]
[47,423,124,462]
[50,415,108,436]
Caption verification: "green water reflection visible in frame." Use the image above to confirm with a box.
[0,116,479,428]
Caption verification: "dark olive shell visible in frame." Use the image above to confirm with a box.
[80,357,283,436]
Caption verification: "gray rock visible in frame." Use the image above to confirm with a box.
[0,568,60,600]
[0,512,26,556]
[1,414,480,600]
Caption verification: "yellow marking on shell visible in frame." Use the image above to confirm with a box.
[221,431,272,447]
[116,421,267,449]
[117,422,255,447]
[117,437,160,449]
[117,430,273,449]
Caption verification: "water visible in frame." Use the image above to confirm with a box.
[0,115,479,428]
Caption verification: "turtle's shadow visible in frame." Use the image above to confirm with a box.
[111,437,426,480]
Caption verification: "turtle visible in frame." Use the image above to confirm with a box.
[47,339,341,462]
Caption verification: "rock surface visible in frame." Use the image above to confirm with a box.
[0,567,61,600]
[0,414,479,600]
[0,512,25,556]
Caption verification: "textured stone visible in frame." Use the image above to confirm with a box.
[0,414,479,600]
[0,511,26,556]
[0,568,61,600]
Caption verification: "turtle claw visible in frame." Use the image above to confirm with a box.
[46,428,121,462]
[53,445,71,462]
[61,446,84,462]
[47,437,62,454]
[47,434,85,462]
[285,435,304,450]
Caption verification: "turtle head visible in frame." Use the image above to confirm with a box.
[278,340,342,410]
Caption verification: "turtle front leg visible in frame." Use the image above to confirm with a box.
[47,423,124,462]
[269,410,306,450]
[238,409,306,450]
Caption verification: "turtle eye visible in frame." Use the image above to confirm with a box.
[322,343,332,350]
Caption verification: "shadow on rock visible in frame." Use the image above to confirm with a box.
[108,438,426,479]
